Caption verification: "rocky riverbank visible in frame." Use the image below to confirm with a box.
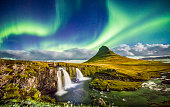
[0,59,101,103]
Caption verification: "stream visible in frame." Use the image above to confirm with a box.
[50,77,92,105]
[90,78,170,106]
[50,77,170,106]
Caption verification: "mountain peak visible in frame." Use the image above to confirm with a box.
[98,46,110,52]
[86,46,118,63]
[86,46,133,63]
[96,46,114,55]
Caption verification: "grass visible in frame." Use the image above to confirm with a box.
[89,78,141,91]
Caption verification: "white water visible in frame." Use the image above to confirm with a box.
[56,67,90,96]
[62,69,73,89]
[55,70,67,96]
[57,71,62,91]
[76,68,84,81]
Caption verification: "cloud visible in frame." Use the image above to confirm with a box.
[0,48,96,60]
[1,43,169,60]
[113,44,134,56]
[133,43,147,52]
[112,43,170,56]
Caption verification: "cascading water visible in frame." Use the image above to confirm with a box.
[56,67,87,96]
[76,68,84,81]
[55,70,67,96]
[57,71,62,91]
[62,69,73,89]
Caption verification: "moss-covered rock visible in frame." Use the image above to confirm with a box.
[89,78,141,91]
[3,83,21,99]
[0,59,58,103]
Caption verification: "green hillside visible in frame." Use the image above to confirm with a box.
[86,46,170,91]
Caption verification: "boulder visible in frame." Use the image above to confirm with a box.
[98,98,106,106]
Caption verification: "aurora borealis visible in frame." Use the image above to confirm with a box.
[0,0,169,51]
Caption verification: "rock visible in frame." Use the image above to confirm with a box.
[137,73,141,76]
[0,60,61,101]
[162,79,170,84]
[98,98,106,106]
[107,69,116,72]
[0,89,4,99]
[161,72,170,79]
[12,64,18,70]
[122,98,126,102]
[163,88,170,92]
[106,84,110,92]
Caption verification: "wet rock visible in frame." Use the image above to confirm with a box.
[163,88,170,92]
[122,98,126,102]
[161,72,170,79]
[162,79,170,84]
[161,72,170,84]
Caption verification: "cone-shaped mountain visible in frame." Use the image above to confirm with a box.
[86,46,135,63]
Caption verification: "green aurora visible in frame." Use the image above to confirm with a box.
[0,0,169,51]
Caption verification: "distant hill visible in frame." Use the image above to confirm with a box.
[141,56,170,60]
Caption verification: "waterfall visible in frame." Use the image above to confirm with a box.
[57,71,62,91]
[55,70,67,96]
[56,67,85,96]
[76,68,84,81]
[62,69,73,89]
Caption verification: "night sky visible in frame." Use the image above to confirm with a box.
[0,0,170,51]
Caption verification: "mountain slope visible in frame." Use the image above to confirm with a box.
[86,46,170,91]
[86,46,139,64]
[85,46,170,80]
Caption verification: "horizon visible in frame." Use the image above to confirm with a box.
[0,43,170,60]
